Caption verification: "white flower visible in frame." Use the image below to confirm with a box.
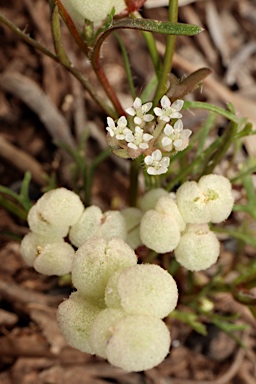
[126,97,154,126]
[126,126,153,150]
[106,116,132,141]
[161,120,192,152]
[144,149,170,175]
[154,96,184,122]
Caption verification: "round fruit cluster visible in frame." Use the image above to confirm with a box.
[57,237,178,371]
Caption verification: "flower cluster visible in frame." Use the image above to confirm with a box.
[106,96,192,175]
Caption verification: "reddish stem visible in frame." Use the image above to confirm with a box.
[54,0,89,56]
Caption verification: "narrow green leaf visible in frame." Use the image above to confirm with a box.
[112,18,203,36]
[169,310,207,335]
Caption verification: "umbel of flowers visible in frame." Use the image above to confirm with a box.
[20,174,234,371]
[106,95,192,175]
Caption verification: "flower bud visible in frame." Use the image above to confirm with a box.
[198,174,234,223]
[57,292,101,353]
[138,188,168,212]
[88,308,126,358]
[105,264,178,318]
[106,314,171,372]
[60,0,126,26]
[174,224,220,271]
[72,237,137,299]
[140,210,180,253]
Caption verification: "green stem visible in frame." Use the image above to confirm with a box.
[85,148,111,206]
[114,32,136,99]
[132,12,160,74]
[0,12,116,118]
[129,158,141,207]
[51,4,71,66]
[202,121,237,175]
[153,0,179,106]
[53,0,89,56]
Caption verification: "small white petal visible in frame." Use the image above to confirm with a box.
[126,107,136,116]
[171,112,183,119]
[128,143,138,150]
[174,139,183,148]
[153,107,163,117]
[135,126,143,135]
[133,97,142,110]
[172,99,184,111]
[118,116,127,127]
[143,133,153,142]
[161,95,171,109]
[134,116,142,125]
[174,120,183,131]
[107,117,115,128]
[160,115,170,122]
[139,143,149,149]
[142,102,153,113]
[162,157,170,167]
[116,134,125,140]
[123,128,132,134]
[106,128,115,137]
[147,167,157,175]
[162,137,172,147]
[143,114,154,122]
[181,129,192,139]
[164,124,173,135]
[125,135,134,142]
[152,149,162,161]
[144,155,153,166]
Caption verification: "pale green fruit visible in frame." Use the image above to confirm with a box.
[174,224,220,271]
[155,196,186,231]
[106,315,171,372]
[105,264,178,318]
[176,181,211,224]
[198,174,234,223]
[34,242,75,276]
[72,237,137,299]
[28,188,84,237]
[140,210,180,253]
[36,188,84,226]
[27,204,69,237]
[121,207,143,249]
[20,232,64,266]
[105,271,123,309]
[88,308,126,358]
[139,188,168,212]
[57,292,101,354]
[60,0,126,26]
[69,206,102,247]
[69,207,127,247]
